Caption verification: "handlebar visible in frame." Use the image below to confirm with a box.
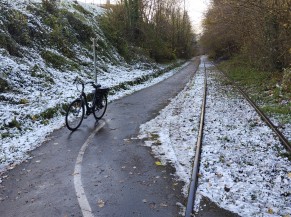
[74,77,101,92]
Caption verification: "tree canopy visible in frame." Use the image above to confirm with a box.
[100,0,197,62]
[200,0,291,71]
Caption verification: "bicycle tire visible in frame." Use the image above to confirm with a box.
[93,95,107,120]
[65,99,84,131]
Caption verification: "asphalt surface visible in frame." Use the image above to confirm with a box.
[0,58,239,217]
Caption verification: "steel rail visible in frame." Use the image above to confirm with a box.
[218,67,291,153]
[185,62,207,217]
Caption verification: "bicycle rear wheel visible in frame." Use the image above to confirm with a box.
[93,95,107,120]
[65,99,84,131]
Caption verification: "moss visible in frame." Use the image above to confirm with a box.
[0,77,9,92]
[40,107,58,119]
[19,98,29,104]
[1,133,11,139]
[41,50,66,69]
[41,119,50,125]
[61,103,69,115]
[31,65,55,84]
[41,50,79,71]
[7,117,21,130]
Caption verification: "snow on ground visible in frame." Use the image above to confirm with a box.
[139,59,205,196]
[139,56,291,217]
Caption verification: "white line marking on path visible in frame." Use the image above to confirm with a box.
[74,120,106,217]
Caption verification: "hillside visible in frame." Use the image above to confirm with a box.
[0,0,184,171]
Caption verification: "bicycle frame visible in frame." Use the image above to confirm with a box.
[77,83,98,116]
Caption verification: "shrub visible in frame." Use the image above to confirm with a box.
[6,10,31,46]
[42,0,58,14]
[49,23,76,58]
[65,11,95,45]
[41,50,66,69]
[0,33,22,57]
[99,8,132,62]
[41,50,80,71]
[149,40,176,63]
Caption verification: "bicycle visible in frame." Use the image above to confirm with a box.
[65,77,109,131]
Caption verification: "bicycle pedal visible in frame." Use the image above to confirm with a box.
[84,115,88,119]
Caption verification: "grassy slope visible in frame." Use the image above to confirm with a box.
[218,57,291,125]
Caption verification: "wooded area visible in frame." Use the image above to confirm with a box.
[200,0,291,72]
[99,0,196,62]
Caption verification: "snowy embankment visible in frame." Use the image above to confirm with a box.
[139,56,291,217]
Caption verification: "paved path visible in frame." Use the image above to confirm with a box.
[0,58,238,217]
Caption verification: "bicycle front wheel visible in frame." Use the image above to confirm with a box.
[65,99,84,131]
[93,95,107,120]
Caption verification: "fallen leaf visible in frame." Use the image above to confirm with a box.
[8,164,16,170]
[149,202,156,209]
[287,173,291,178]
[155,161,162,166]
[160,203,168,207]
[224,185,231,192]
[130,137,139,140]
[268,208,274,214]
[142,199,147,203]
[35,160,41,163]
[97,199,105,208]
[215,173,223,178]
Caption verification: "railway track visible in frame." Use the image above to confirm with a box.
[218,68,291,153]
[185,58,291,217]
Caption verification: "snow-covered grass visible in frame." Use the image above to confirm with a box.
[139,56,291,216]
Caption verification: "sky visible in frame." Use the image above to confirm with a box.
[77,0,210,34]
[186,0,210,33]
